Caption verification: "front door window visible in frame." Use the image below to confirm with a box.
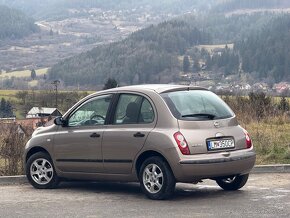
[68,94,112,127]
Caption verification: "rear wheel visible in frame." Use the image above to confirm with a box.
[139,156,175,200]
[216,174,249,191]
[26,152,59,189]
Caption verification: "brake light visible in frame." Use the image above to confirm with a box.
[174,132,190,155]
[243,129,252,148]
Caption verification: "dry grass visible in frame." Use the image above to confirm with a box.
[196,44,234,54]
[243,120,290,164]
[0,68,48,79]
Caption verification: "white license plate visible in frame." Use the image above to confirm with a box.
[207,138,235,150]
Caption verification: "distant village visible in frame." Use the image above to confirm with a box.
[179,47,290,95]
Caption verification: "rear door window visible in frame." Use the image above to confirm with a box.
[113,94,155,124]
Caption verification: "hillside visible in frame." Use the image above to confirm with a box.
[0,5,38,40]
[49,12,290,87]
[235,15,290,82]
[213,0,290,13]
[0,0,218,20]
[49,20,209,86]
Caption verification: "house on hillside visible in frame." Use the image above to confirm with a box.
[273,82,290,94]
[26,107,62,118]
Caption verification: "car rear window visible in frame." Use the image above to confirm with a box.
[161,90,234,121]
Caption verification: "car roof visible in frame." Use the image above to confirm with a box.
[103,84,208,94]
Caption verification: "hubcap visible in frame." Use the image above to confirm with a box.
[142,164,163,194]
[30,158,54,185]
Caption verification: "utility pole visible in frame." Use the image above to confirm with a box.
[51,80,60,108]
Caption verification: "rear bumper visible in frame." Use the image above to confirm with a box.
[173,149,256,182]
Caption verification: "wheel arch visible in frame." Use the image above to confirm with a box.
[135,150,172,176]
[25,147,51,163]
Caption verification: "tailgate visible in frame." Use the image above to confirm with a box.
[178,117,246,155]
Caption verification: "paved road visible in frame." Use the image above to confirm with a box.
[0,173,290,218]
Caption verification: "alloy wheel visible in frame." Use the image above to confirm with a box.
[142,164,164,194]
[30,158,54,185]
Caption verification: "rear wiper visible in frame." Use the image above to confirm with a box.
[181,113,216,119]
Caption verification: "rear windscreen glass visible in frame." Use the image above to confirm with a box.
[161,90,234,120]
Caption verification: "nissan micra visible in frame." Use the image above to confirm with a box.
[25,84,256,200]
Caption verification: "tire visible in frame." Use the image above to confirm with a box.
[139,156,176,200]
[26,152,59,189]
[216,174,249,191]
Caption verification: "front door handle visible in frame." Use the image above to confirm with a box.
[90,133,100,138]
[134,132,145,138]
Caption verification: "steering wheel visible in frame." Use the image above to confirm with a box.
[90,114,105,122]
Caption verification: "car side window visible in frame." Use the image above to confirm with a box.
[139,98,155,124]
[113,94,154,124]
[68,94,112,127]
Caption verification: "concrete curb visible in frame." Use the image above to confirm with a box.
[251,164,290,174]
[0,165,290,185]
[0,175,27,185]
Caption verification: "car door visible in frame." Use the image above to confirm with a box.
[102,93,156,174]
[53,94,113,173]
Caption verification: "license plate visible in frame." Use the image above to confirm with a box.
[207,138,235,151]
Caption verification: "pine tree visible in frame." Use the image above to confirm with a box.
[103,78,118,90]
[183,56,190,72]
[0,98,6,117]
[193,59,200,73]
[31,69,36,80]
[0,98,13,118]
[278,96,290,112]
[5,101,13,117]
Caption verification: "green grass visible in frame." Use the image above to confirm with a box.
[0,90,19,102]
[28,80,39,87]
[0,68,48,79]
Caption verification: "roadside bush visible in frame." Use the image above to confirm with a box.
[0,123,32,176]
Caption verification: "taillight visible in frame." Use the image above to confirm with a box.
[173,132,190,155]
[243,129,252,148]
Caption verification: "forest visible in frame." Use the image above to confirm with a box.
[213,0,290,12]
[49,20,209,86]
[235,15,290,83]
[0,5,38,40]
[48,13,290,86]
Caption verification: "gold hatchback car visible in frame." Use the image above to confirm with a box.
[25,85,256,200]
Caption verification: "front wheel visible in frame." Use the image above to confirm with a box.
[139,156,176,200]
[26,152,59,189]
[216,174,249,191]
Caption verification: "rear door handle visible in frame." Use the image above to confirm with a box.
[134,132,145,138]
[90,133,100,138]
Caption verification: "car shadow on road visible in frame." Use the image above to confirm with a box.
[56,181,247,200]
[59,181,141,194]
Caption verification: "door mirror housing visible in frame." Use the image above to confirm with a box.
[54,117,66,126]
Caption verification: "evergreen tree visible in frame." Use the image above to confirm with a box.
[0,98,13,118]
[0,98,6,115]
[193,59,200,73]
[5,101,13,117]
[278,96,290,112]
[183,56,190,72]
[31,69,36,80]
[103,78,118,90]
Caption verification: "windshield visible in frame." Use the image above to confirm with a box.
[161,90,234,121]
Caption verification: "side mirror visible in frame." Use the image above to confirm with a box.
[54,117,65,126]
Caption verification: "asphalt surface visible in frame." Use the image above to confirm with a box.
[0,173,289,218]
